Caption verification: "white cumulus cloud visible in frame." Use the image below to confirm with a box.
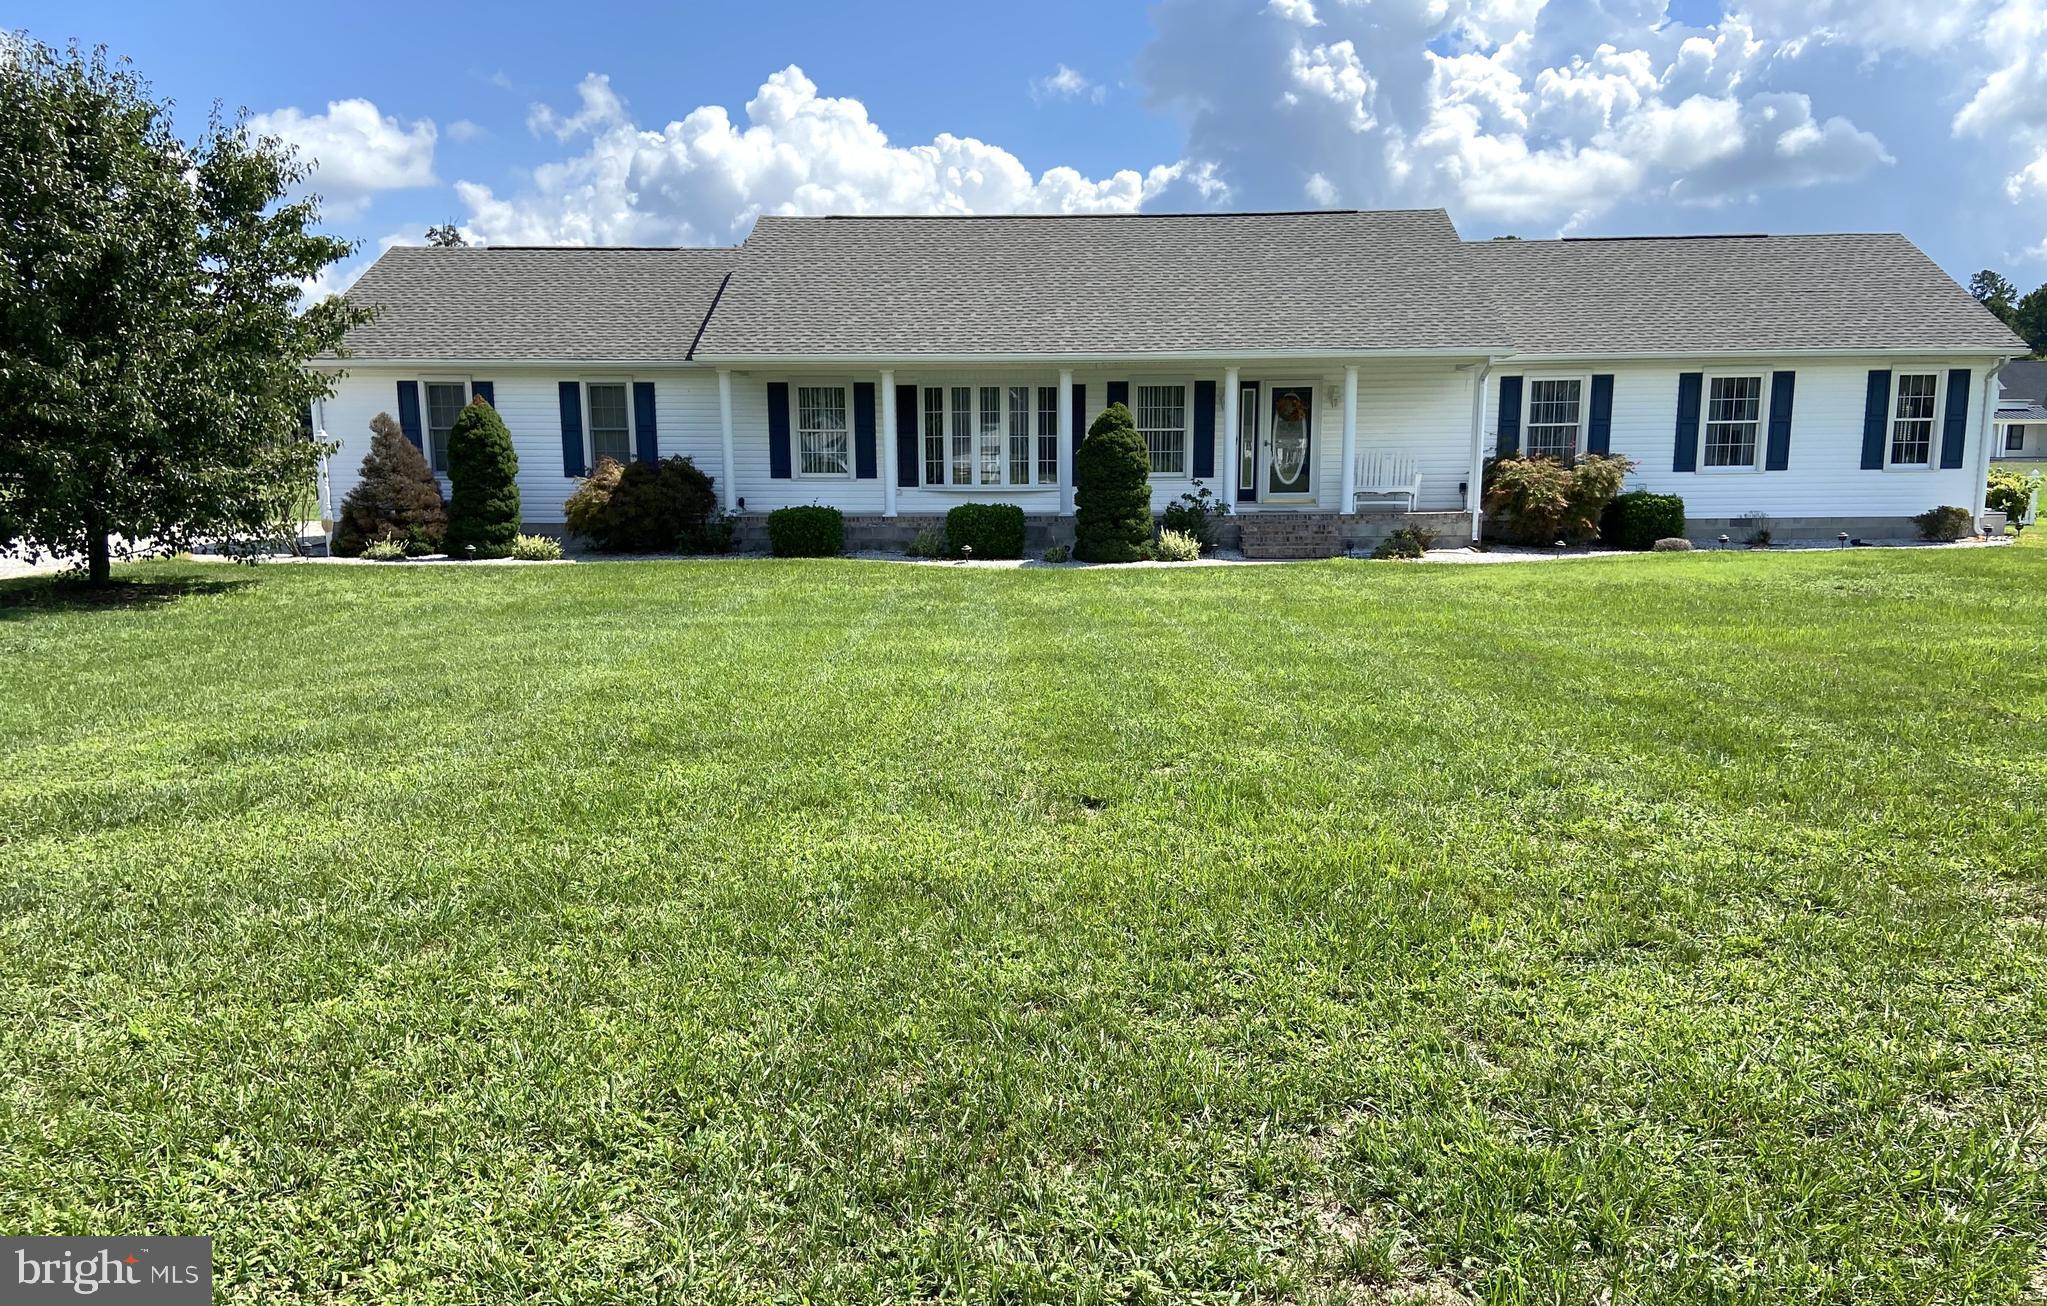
[1031,64,1106,104]
[457,66,1201,246]
[248,99,436,220]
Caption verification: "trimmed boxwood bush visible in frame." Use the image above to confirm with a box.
[1601,490,1686,551]
[1913,505,1974,542]
[768,505,844,557]
[564,455,723,553]
[945,502,1026,559]
[444,396,520,558]
[333,412,446,557]
[1074,403,1152,563]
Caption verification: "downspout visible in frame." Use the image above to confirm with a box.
[313,395,334,553]
[1462,359,1493,543]
[1973,357,2010,531]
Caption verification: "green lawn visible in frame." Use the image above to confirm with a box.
[2,551,2044,1304]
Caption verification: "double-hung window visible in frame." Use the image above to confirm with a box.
[584,381,633,467]
[918,384,1059,487]
[2007,424,2026,453]
[1524,378,1583,461]
[797,384,851,477]
[1702,374,1764,469]
[1135,384,1188,475]
[422,380,471,474]
[1889,372,1939,467]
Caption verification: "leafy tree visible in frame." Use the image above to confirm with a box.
[425,222,466,248]
[1970,270,2018,325]
[2014,285,2047,357]
[1073,402,1153,563]
[0,39,367,583]
[443,396,520,557]
[333,412,447,556]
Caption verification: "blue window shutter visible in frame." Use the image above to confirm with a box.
[1765,372,1796,471]
[1072,383,1087,452]
[396,381,423,452]
[1586,375,1614,456]
[1861,370,1891,469]
[633,381,658,465]
[1193,380,1216,479]
[471,380,494,408]
[558,381,586,477]
[895,385,919,487]
[1496,376,1521,456]
[853,382,878,479]
[1941,368,1971,469]
[1107,381,1129,410]
[767,382,792,479]
[1673,372,1702,472]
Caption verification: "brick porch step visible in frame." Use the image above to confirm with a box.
[1238,514,1347,560]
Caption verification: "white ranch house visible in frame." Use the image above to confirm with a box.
[319,210,2027,556]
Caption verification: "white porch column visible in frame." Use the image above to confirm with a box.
[1466,361,1491,543]
[880,370,899,518]
[1057,368,1076,516]
[716,368,737,514]
[1220,366,1240,508]
[1972,359,2005,528]
[1339,365,1360,515]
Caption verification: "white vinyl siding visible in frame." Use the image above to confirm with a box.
[585,382,632,466]
[1888,372,1938,467]
[1702,374,1764,470]
[1484,358,1992,520]
[1135,384,1188,475]
[1524,377,1583,461]
[797,384,851,477]
[422,380,469,474]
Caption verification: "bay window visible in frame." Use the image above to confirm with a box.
[919,384,1060,488]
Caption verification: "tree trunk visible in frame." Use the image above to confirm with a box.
[86,529,111,585]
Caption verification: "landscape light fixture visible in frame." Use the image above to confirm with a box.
[1838,532,1850,548]
[1718,534,1730,549]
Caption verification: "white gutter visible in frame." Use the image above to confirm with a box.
[692,347,1504,366]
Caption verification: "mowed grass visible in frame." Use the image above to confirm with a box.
[1,549,2045,1304]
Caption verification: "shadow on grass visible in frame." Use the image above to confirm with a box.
[0,573,250,619]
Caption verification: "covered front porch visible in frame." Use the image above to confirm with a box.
[710,356,1492,541]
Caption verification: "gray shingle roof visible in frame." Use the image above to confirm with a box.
[330,218,2028,364]
[1996,403,2047,421]
[691,210,1510,358]
[1465,234,2027,355]
[335,246,739,361]
[1997,359,2047,403]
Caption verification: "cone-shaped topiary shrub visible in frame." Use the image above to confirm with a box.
[444,396,520,558]
[1074,403,1152,563]
[333,413,447,556]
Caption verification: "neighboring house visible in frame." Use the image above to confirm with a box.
[320,210,2027,555]
[1993,359,2047,461]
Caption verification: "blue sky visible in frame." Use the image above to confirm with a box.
[19,0,2047,293]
